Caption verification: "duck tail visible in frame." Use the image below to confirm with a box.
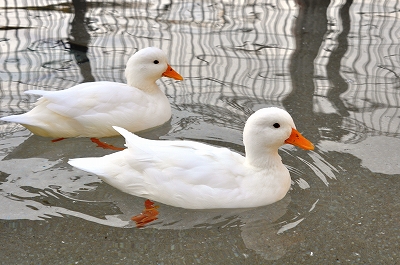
[112,126,146,149]
[68,157,106,176]
[1,113,34,125]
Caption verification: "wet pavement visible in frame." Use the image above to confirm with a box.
[0,0,399,264]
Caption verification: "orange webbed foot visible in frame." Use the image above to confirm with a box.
[131,199,160,228]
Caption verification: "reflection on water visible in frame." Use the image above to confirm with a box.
[1,0,400,263]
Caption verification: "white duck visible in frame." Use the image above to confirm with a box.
[68,107,314,209]
[1,47,183,138]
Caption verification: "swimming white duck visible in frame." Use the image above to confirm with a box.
[0,47,183,139]
[68,107,314,209]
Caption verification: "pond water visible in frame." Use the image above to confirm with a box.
[0,0,399,263]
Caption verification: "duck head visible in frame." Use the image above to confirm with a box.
[243,107,314,167]
[125,47,183,91]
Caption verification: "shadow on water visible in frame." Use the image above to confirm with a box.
[0,0,399,263]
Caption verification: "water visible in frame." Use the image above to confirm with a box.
[0,0,399,263]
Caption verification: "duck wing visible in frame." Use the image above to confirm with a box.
[26,82,146,119]
[115,126,247,188]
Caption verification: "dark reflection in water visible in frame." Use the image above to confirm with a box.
[69,0,95,82]
[325,0,352,116]
[283,0,329,147]
[0,0,400,264]
[284,0,352,143]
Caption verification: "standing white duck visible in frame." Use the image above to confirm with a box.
[68,107,314,209]
[1,47,183,139]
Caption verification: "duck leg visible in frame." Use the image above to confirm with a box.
[51,138,66,142]
[90,138,125,151]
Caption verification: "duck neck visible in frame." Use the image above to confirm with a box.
[244,145,283,169]
[125,65,161,93]
[127,78,160,94]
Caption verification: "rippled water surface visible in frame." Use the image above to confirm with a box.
[0,0,399,263]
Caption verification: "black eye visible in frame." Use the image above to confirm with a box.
[273,123,280,128]
[153,60,159,64]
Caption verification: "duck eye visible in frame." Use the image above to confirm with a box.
[153,60,159,64]
[273,123,280,128]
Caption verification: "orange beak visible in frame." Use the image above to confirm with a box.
[162,64,183,80]
[284,128,314,150]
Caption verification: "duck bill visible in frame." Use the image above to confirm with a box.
[284,128,314,150]
[162,64,183,80]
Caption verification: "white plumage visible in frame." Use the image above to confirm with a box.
[69,107,314,209]
[1,47,183,138]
